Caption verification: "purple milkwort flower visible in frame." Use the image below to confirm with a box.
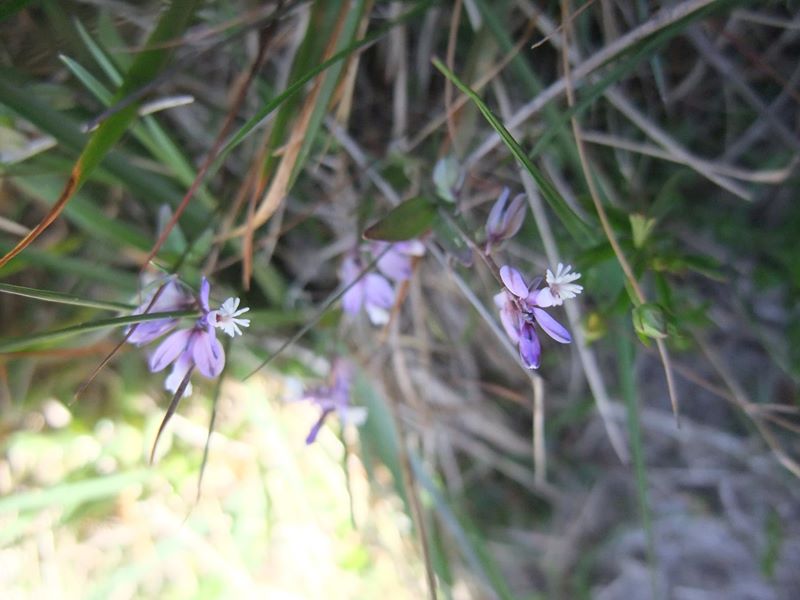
[127,278,194,346]
[148,277,224,397]
[494,265,575,369]
[372,239,426,282]
[340,253,396,326]
[128,277,250,397]
[300,359,366,444]
[485,188,526,252]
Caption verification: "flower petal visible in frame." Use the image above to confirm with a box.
[364,273,395,308]
[365,303,390,326]
[149,329,192,372]
[198,277,211,313]
[486,187,511,236]
[500,265,529,298]
[127,319,177,345]
[192,329,225,378]
[532,307,571,343]
[305,410,332,445]
[377,249,412,281]
[338,405,367,426]
[533,287,558,307]
[499,304,521,344]
[501,194,526,239]
[518,323,541,369]
[164,353,193,398]
[342,283,365,315]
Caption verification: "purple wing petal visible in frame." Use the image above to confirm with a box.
[198,277,211,313]
[192,329,225,378]
[518,323,541,369]
[377,249,412,281]
[500,265,529,298]
[501,194,526,239]
[149,328,192,372]
[164,353,194,397]
[127,319,176,345]
[486,187,510,236]
[532,307,571,343]
[499,304,521,344]
[364,273,395,308]
[342,282,365,315]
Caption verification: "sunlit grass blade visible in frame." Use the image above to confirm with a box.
[0,0,202,268]
[0,282,132,311]
[0,310,196,353]
[432,58,595,245]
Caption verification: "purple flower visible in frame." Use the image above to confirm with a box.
[127,278,193,346]
[127,276,250,397]
[147,277,224,397]
[494,265,572,369]
[485,188,526,252]
[371,240,426,282]
[340,253,396,325]
[300,359,367,444]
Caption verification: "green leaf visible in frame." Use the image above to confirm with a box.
[632,303,668,341]
[629,213,656,249]
[362,196,437,242]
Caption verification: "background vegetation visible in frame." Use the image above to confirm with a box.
[1,1,799,598]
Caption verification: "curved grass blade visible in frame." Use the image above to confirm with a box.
[0,310,196,353]
[618,325,659,598]
[0,0,201,269]
[431,58,595,245]
[0,282,132,311]
[150,365,194,464]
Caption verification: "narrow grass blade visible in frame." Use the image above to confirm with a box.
[0,282,132,311]
[432,58,595,244]
[0,310,196,353]
[150,365,194,464]
[617,325,659,597]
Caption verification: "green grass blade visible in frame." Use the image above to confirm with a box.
[0,282,133,311]
[432,58,595,245]
[73,18,123,87]
[617,325,658,597]
[0,310,196,353]
[409,454,517,600]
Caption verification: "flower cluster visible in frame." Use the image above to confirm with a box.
[340,240,425,325]
[128,277,250,397]
[494,264,582,369]
[298,359,366,444]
